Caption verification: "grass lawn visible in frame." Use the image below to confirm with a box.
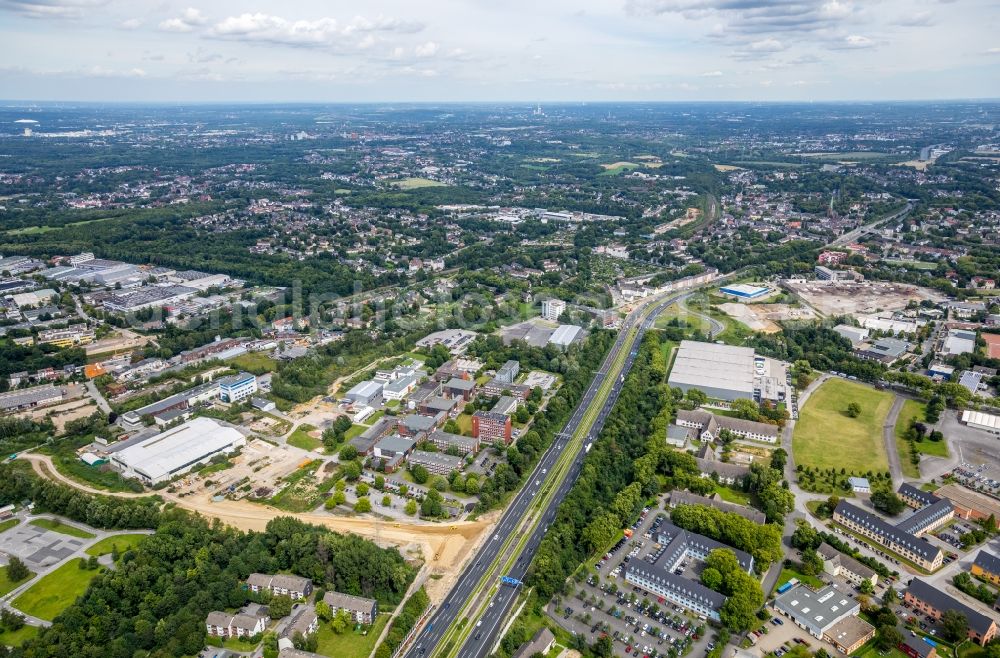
[13,559,101,621]
[29,518,96,539]
[793,379,892,474]
[227,351,278,374]
[893,399,948,477]
[364,410,385,425]
[776,566,824,592]
[344,424,366,441]
[455,413,474,436]
[222,635,261,651]
[0,624,39,647]
[0,518,19,534]
[711,483,751,505]
[0,563,35,596]
[314,614,389,658]
[288,423,321,451]
[85,533,148,557]
[393,177,446,189]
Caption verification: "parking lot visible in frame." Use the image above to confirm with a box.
[0,521,87,569]
[547,504,716,658]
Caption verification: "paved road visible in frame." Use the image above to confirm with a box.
[405,290,699,658]
[85,380,112,415]
[883,395,905,483]
[829,201,913,247]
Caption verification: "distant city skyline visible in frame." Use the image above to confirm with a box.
[1,0,998,102]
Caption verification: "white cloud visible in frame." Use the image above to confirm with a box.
[119,17,141,29]
[160,8,207,33]
[0,0,107,19]
[415,41,439,58]
[207,12,422,49]
[834,34,876,49]
[894,11,935,27]
[701,70,723,76]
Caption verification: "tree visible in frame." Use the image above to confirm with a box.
[871,489,906,516]
[355,497,372,513]
[339,444,359,461]
[382,494,391,506]
[269,595,293,619]
[343,460,362,481]
[357,482,370,496]
[421,489,444,517]
[875,625,902,652]
[770,448,788,472]
[859,579,875,595]
[701,567,723,591]
[411,464,430,484]
[315,600,332,621]
[374,475,386,490]
[5,556,29,583]
[846,402,862,418]
[405,499,418,516]
[941,610,969,642]
[800,549,823,577]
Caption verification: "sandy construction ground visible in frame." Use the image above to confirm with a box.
[23,452,493,605]
[718,303,816,332]
[86,329,154,356]
[783,280,943,316]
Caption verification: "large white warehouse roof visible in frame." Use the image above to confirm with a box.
[112,417,244,483]
[667,340,756,398]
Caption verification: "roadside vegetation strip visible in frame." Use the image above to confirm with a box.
[435,332,632,657]
[438,309,659,657]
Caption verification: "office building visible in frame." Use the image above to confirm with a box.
[408,450,464,475]
[495,360,520,384]
[676,409,780,444]
[773,584,873,653]
[832,501,945,571]
[904,579,998,645]
[472,410,512,444]
[541,298,566,321]
[817,543,878,588]
[427,429,480,455]
[218,372,258,403]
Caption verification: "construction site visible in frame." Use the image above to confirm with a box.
[717,302,817,333]
[780,279,944,317]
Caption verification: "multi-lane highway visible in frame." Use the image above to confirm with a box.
[405,288,698,658]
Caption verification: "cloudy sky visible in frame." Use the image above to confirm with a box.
[1,0,998,102]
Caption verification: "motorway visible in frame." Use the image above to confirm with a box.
[405,289,696,658]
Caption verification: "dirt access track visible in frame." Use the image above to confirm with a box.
[22,453,494,604]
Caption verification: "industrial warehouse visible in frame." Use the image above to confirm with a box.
[666,340,789,402]
[110,417,246,485]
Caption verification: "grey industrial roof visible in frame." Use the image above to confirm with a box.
[113,417,243,482]
[374,434,415,454]
[667,340,756,396]
[445,377,476,391]
[346,380,383,398]
[774,584,859,633]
